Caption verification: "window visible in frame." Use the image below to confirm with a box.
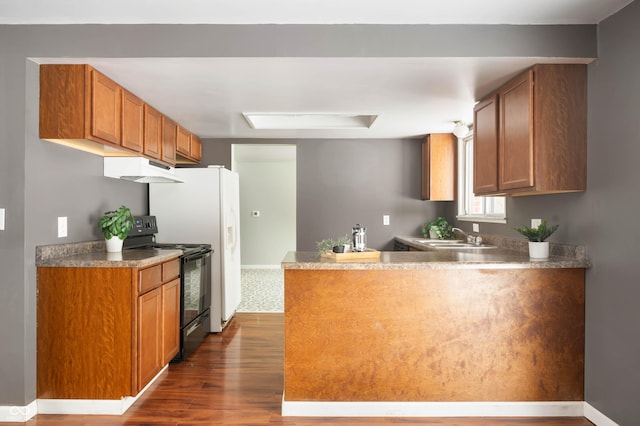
[457,134,506,223]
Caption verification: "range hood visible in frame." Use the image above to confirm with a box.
[104,157,183,183]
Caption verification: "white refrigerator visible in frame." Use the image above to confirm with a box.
[149,165,241,332]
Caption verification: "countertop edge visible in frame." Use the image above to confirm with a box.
[36,241,182,268]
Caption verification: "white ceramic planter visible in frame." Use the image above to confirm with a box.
[528,241,549,259]
[105,236,124,253]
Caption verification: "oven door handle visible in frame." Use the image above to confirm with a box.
[183,250,212,263]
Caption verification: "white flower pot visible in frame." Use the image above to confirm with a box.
[105,236,124,253]
[528,241,549,259]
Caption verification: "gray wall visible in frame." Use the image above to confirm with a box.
[0,17,629,423]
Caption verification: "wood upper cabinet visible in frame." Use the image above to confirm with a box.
[37,257,181,399]
[190,134,202,162]
[161,115,177,165]
[143,104,162,160]
[40,64,200,165]
[176,125,202,164]
[421,133,456,201]
[90,69,122,145]
[176,125,191,157]
[499,70,534,191]
[40,64,128,153]
[473,95,499,194]
[473,64,587,196]
[121,90,144,153]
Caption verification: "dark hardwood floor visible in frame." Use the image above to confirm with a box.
[18,313,594,425]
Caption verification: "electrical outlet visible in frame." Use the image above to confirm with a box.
[472,223,479,233]
[383,215,390,226]
[58,216,67,238]
[531,218,542,228]
[0,208,5,231]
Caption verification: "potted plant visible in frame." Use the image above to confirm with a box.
[99,205,135,252]
[514,219,559,259]
[422,216,453,240]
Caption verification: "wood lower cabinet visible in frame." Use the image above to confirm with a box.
[37,257,180,399]
[421,133,456,200]
[473,64,587,196]
[162,279,181,363]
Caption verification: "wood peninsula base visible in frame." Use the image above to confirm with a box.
[283,266,585,415]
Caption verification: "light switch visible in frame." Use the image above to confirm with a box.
[531,218,542,228]
[472,223,479,233]
[0,208,5,231]
[58,216,67,238]
[383,215,390,226]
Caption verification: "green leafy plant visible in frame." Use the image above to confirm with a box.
[514,219,559,242]
[422,216,453,240]
[98,205,135,240]
[316,234,352,254]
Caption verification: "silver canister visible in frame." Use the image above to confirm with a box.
[352,224,367,252]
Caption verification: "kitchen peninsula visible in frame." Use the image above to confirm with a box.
[281,245,589,417]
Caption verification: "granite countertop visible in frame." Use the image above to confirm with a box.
[282,234,590,270]
[36,240,181,268]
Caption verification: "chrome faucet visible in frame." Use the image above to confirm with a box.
[452,227,483,246]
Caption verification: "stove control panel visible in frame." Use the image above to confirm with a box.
[129,215,158,236]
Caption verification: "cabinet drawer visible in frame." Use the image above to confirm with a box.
[162,258,180,282]
[139,264,162,294]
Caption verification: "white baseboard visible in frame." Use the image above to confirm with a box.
[584,402,620,426]
[37,364,168,416]
[0,400,37,422]
[282,399,584,418]
[241,264,281,269]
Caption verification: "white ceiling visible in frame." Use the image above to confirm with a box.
[0,0,633,24]
[14,0,634,140]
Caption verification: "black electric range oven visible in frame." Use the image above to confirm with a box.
[124,215,212,362]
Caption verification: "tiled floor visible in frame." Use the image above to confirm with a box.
[236,268,284,312]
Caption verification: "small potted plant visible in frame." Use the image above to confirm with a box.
[99,205,135,252]
[514,219,559,259]
[422,216,453,240]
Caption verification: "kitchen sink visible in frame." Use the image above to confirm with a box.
[426,241,496,249]
[413,238,463,244]
[412,238,496,249]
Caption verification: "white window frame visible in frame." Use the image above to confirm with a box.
[456,133,507,224]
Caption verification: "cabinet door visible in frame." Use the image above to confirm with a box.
[143,104,162,160]
[473,95,499,194]
[161,115,177,165]
[421,134,455,201]
[190,134,202,162]
[499,70,534,191]
[90,69,121,145]
[176,126,191,156]
[121,90,144,152]
[138,287,163,391]
[162,279,181,364]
